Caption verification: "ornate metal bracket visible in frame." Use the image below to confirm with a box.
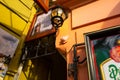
[21,32,56,62]
[68,43,87,80]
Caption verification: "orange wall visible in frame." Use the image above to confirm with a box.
[72,0,120,28]
[56,0,120,80]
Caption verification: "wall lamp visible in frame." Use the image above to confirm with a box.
[51,6,68,30]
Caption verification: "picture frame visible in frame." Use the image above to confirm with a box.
[84,25,120,80]
[0,26,20,78]
[0,27,19,58]
[25,10,56,42]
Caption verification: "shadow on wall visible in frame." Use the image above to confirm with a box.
[22,58,51,80]
[22,51,67,80]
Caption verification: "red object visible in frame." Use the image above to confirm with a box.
[110,46,120,62]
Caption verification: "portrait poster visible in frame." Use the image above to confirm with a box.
[84,25,120,80]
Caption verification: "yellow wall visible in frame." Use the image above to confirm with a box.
[0,0,36,79]
[0,0,35,34]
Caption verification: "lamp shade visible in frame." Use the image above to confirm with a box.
[51,6,68,30]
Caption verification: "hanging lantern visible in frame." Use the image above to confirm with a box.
[51,6,68,30]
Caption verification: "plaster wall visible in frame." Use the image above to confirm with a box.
[56,0,120,80]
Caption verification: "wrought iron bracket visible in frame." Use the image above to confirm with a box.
[68,43,86,80]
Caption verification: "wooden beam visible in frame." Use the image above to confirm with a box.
[34,0,49,13]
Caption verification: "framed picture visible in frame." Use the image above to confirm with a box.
[25,10,56,42]
[84,25,120,80]
[0,26,19,78]
[0,27,19,58]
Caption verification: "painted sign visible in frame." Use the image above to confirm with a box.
[100,58,120,80]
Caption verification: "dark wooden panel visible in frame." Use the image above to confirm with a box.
[34,0,49,12]
[54,0,96,10]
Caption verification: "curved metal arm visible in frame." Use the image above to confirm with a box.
[78,57,87,64]
[68,43,86,80]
